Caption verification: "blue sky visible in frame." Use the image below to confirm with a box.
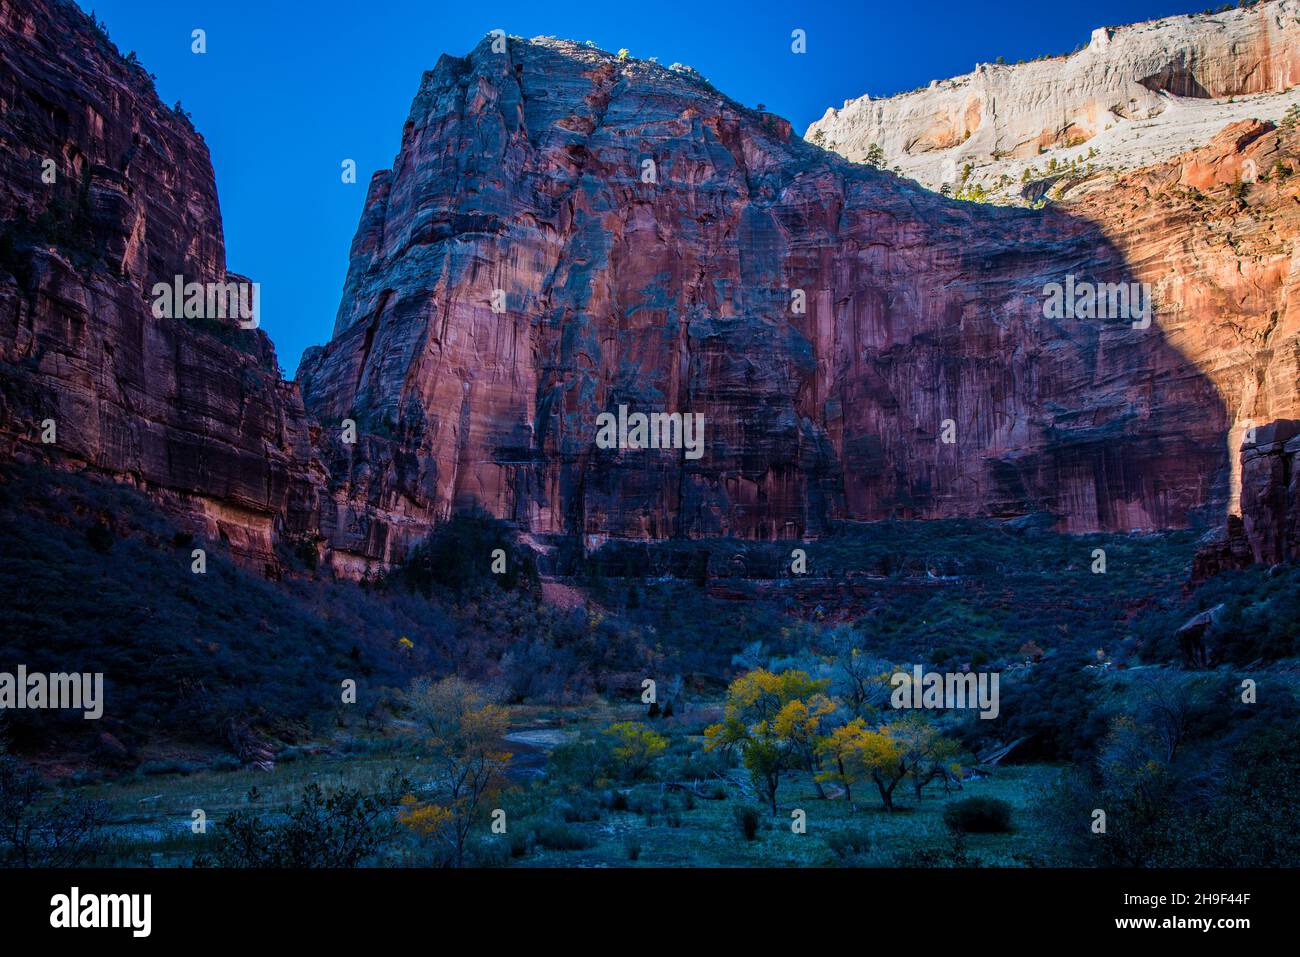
[78,0,1209,376]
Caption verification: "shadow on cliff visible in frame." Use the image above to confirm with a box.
[290,36,1233,545]
[897,180,1234,534]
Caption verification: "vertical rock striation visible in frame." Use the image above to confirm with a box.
[299,36,1230,544]
[2,3,1294,577]
[0,0,323,572]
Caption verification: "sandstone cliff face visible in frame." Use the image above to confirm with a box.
[3,3,1294,577]
[1240,419,1300,563]
[1064,120,1300,514]
[806,1,1300,199]
[811,0,1300,568]
[1194,419,1300,577]
[0,0,324,571]
[1055,117,1300,570]
[299,36,1232,544]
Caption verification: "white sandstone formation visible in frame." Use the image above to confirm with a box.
[807,1,1300,202]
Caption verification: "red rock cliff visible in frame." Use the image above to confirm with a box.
[1060,120,1300,570]
[3,8,1295,576]
[0,0,324,572]
[298,36,1235,546]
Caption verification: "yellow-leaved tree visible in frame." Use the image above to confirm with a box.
[891,712,962,803]
[397,795,454,863]
[816,718,903,808]
[773,693,837,798]
[407,676,512,867]
[704,669,830,814]
[603,721,668,780]
[816,713,959,811]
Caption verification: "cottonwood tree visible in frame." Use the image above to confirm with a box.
[603,721,668,780]
[816,718,898,807]
[815,714,958,811]
[774,693,836,798]
[827,630,893,718]
[704,669,830,814]
[892,713,962,802]
[407,676,512,867]
[1066,714,1184,867]
[397,797,455,865]
[1134,672,1205,764]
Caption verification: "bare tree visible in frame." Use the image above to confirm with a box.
[829,628,892,719]
[1138,673,1202,764]
[0,757,107,867]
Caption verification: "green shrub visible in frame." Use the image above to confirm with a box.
[0,757,108,867]
[467,837,511,868]
[825,828,873,861]
[943,796,1013,834]
[197,779,406,867]
[507,829,532,858]
[531,819,596,851]
[558,797,602,823]
[391,511,540,597]
[626,792,660,816]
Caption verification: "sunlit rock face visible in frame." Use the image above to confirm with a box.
[299,36,1232,542]
[0,0,325,572]
[1064,120,1300,521]
[1058,117,1300,571]
[806,0,1300,197]
[1240,420,1300,564]
[1196,420,1300,577]
[2,3,1293,578]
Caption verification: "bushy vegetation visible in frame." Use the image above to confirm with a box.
[943,796,1013,833]
[531,819,597,851]
[1041,710,1300,867]
[1131,562,1300,664]
[0,754,108,867]
[36,650,1300,868]
[580,518,1201,676]
[0,464,690,760]
[0,463,422,759]
[988,653,1109,762]
[197,776,406,867]
[384,509,539,597]
[825,827,873,862]
[397,676,513,866]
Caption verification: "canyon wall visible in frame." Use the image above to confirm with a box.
[1064,120,1300,518]
[806,1,1300,194]
[0,0,325,572]
[298,36,1232,545]
[1,1,1294,577]
[802,0,1300,566]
